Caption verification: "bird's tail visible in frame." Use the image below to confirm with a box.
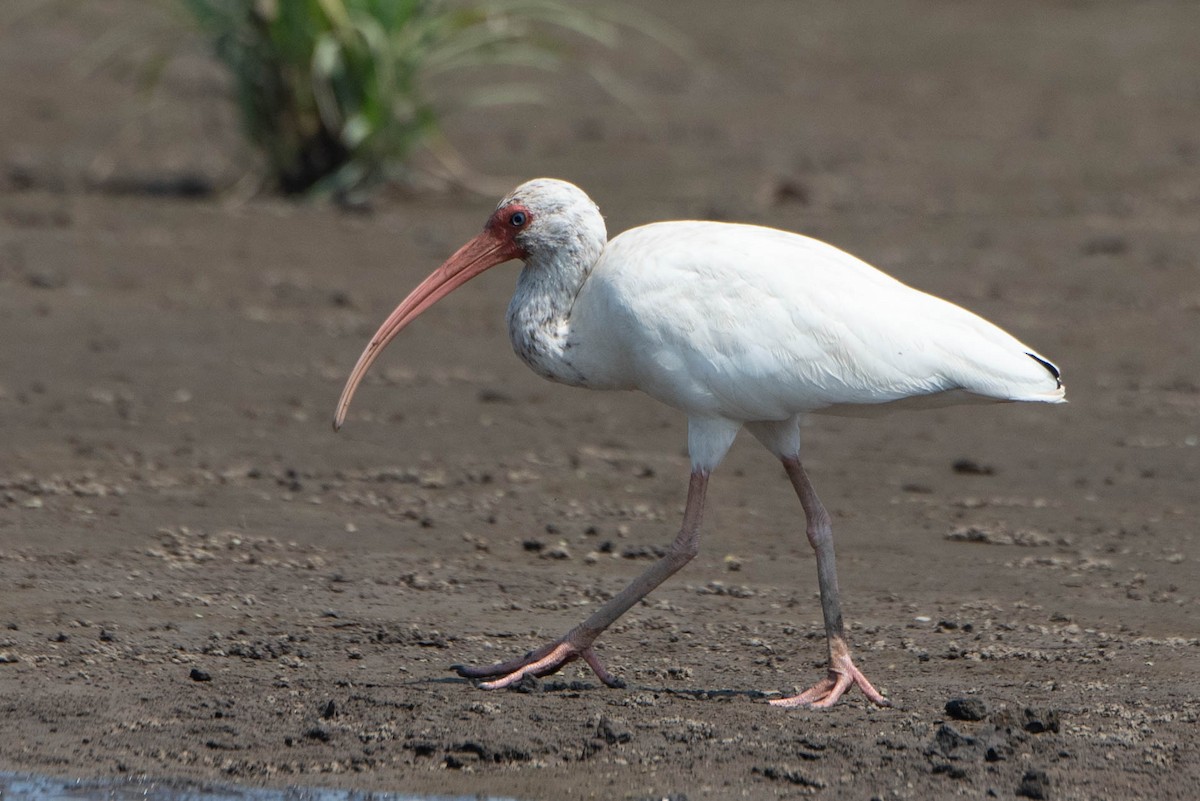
[1009,351,1066,403]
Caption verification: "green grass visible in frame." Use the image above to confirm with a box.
[178,0,633,199]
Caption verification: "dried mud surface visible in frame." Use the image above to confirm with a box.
[1,2,1198,800]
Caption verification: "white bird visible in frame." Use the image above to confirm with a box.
[335,178,1064,708]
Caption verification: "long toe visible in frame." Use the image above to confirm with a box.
[453,640,622,690]
[451,639,568,679]
[770,660,890,709]
[769,673,845,708]
[581,646,625,688]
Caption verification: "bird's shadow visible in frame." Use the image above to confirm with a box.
[409,672,773,701]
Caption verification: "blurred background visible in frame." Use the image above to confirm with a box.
[0,1,1197,798]
[6,1,1195,214]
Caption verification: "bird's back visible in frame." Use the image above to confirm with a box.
[568,221,1064,421]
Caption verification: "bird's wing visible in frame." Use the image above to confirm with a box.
[574,221,1062,421]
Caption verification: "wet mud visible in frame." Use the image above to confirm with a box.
[2,2,1198,799]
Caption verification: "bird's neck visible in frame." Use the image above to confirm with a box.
[506,236,603,387]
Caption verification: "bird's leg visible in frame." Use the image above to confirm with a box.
[454,471,710,690]
[771,457,890,709]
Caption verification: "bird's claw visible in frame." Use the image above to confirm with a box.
[452,640,624,690]
[770,654,890,709]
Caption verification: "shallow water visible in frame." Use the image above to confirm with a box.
[0,773,520,801]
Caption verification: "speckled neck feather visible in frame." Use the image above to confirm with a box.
[503,180,607,386]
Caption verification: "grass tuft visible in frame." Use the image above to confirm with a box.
[178,0,634,199]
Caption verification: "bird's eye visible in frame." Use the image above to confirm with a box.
[510,211,527,227]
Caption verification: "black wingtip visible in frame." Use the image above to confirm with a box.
[1026,352,1062,388]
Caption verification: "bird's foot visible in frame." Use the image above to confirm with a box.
[770,651,890,709]
[452,639,624,690]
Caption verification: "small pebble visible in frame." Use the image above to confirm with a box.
[952,458,995,475]
[541,542,571,560]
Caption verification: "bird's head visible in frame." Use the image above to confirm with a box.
[333,178,605,431]
[492,178,605,262]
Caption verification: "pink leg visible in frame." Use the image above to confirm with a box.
[453,471,710,689]
[770,457,890,709]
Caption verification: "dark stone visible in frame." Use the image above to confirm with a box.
[928,723,976,758]
[985,744,1011,762]
[620,544,667,559]
[25,268,67,290]
[478,388,513,404]
[510,673,542,693]
[406,742,437,757]
[768,177,811,206]
[753,765,826,788]
[945,698,988,721]
[1017,769,1051,799]
[932,763,968,779]
[1024,707,1061,733]
[596,716,632,745]
[952,458,995,475]
[204,739,239,751]
[189,668,212,682]
[303,726,331,742]
[454,740,532,763]
[328,290,353,308]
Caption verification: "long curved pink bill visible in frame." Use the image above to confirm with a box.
[333,231,517,430]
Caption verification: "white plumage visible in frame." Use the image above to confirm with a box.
[496,180,1062,471]
[335,177,1065,707]
[579,221,1059,410]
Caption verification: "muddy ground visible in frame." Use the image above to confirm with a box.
[1,1,1198,799]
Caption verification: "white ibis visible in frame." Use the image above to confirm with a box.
[335,178,1064,708]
